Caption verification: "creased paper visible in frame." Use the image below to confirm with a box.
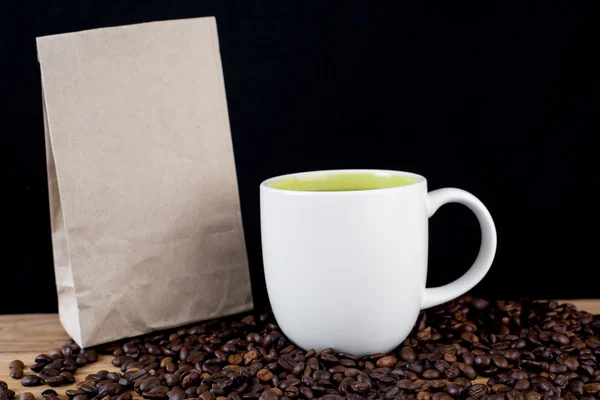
[36,17,253,347]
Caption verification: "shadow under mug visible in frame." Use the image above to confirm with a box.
[260,169,497,357]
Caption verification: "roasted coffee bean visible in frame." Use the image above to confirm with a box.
[446,383,464,397]
[9,360,25,369]
[468,384,488,398]
[422,369,440,379]
[9,367,24,379]
[278,379,300,390]
[45,360,64,370]
[118,377,133,388]
[41,390,58,398]
[60,371,76,384]
[40,368,60,378]
[320,354,339,364]
[19,393,34,400]
[343,368,360,378]
[45,375,66,387]
[506,390,525,400]
[0,388,16,399]
[21,375,44,387]
[116,393,132,400]
[66,390,86,398]
[106,372,121,382]
[474,355,491,368]
[444,364,460,380]
[78,384,99,396]
[30,362,46,373]
[453,377,472,388]
[278,356,296,371]
[515,379,531,391]
[75,354,89,367]
[312,371,330,381]
[375,356,396,368]
[139,377,162,393]
[257,369,273,382]
[405,371,418,381]
[398,346,416,362]
[143,385,170,400]
[492,355,508,369]
[583,382,600,393]
[258,389,280,400]
[395,379,416,390]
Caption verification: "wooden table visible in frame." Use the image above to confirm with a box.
[1,301,599,398]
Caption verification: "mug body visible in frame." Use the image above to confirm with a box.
[260,170,429,356]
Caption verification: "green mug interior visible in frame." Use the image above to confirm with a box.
[267,171,419,192]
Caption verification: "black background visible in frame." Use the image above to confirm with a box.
[3,2,599,315]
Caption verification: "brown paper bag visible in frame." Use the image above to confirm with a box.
[36,17,253,347]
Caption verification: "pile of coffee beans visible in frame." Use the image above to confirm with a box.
[13,345,97,388]
[3,297,600,400]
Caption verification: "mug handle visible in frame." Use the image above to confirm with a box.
[422,188,497,309]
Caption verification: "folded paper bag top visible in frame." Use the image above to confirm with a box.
[36,17,253,347]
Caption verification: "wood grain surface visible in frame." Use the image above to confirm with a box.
[1,301,599,398]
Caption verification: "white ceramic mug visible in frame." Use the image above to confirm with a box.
[260,169,497,356]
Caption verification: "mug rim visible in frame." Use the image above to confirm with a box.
[260,169,427,195]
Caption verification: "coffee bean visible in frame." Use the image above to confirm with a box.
[257,369,273,382]
[9,367,24,379]
[375,356,396,368]
[60,371,75,384]
[422,369,440,379]
[78,384,98,396]
[66,390,86,398]
[45,375,66,387]
[9,360,25,370]
[405,371,418,381]
[105,372,121,382]
[40,368,60,378]
[320,354,338,364]
[444,364,460,380]
[583,382,600,393]
[312,371,330,381]
[468,384,487,398]
[0,388,16,399]
[278,355,297,371]
[513,379,530,391]
[446,383,464,397]
[492,355,508,369]
[343,368,360,378]
[318,396,343,400]
[116,393,132,400]
[19,393,34,400]
[21,376,44,387]
[139,377,162,393]
[143,385,170,400]
[474,355,491,367]
[258,389,280,400]
[506,390,525,400]
[29,362,46,373]
[399,346,416,362]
